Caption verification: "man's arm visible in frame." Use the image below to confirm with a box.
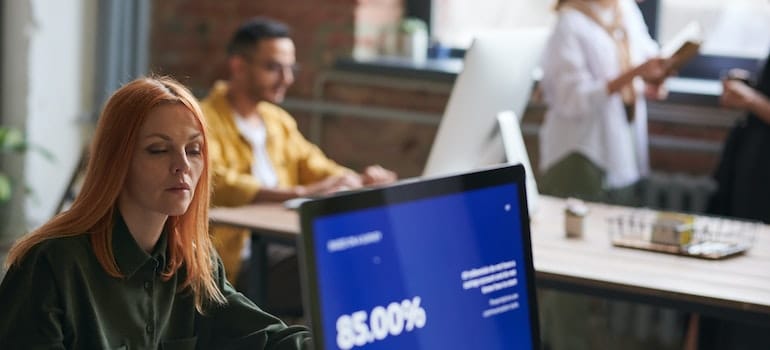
[253,172,362,201]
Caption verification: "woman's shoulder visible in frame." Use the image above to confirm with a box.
[546,9,594,51]
[18,234,92,269]
[551,7,596,40]
[556,6,590,24]
[618,0,641,15]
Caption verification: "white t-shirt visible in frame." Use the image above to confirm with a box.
[233,113,279,189]
[234,113,282,261]
[539,0,659,188]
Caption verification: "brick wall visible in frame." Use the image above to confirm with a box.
[293,73,730,179]
[150,0,409,173]
[150,0,402,97]
[316,75,447,176]
[150,0,729,180]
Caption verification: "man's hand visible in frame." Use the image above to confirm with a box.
[293,165,397,199]
[360,165,397,186]
[308,172,364,195]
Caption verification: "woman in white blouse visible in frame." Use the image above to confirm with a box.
[537,2,690,350]
[539,0,671,205]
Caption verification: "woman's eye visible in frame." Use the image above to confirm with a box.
[147,148,167,154]
[186,147,202,155]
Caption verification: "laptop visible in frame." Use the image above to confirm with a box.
[298,164,540,350]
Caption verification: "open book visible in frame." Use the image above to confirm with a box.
[660,21,703,72]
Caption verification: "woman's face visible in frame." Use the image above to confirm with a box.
[120,103,204,218]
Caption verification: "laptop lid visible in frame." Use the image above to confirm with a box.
[422,28,548,178]
[299,164,540,350]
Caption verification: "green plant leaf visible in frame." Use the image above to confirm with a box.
[0,127,27,152]
[399,17,427,33]
[28,144,56,162]
[0,173,11,203]
[0,126,55,205]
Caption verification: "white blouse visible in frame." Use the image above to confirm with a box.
[539,0,659,189]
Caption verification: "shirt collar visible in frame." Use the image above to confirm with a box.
[111,213,168,278]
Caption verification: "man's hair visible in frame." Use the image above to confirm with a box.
[227,17,290,58]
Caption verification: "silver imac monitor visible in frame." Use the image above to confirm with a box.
[497,110,539,215]
[421,28,548,214]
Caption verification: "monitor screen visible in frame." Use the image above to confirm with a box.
[299,164,539,350]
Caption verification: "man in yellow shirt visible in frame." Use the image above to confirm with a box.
[200,17,396,313]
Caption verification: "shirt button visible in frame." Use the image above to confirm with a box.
[146,324,154,334]
[144,281,152,292]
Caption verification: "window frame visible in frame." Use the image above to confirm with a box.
[412,0,767,80]
[0,7,3,118]
[406,0,467,58]
[640,0,765,80]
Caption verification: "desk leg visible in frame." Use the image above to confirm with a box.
[248,234,268,307]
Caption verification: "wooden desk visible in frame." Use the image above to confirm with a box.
[209,203,299,242]
[209,196,770,325]
[531,196,770,326]
[209,203,300,305]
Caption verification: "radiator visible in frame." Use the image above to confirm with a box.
[607,172,716,348]
[641,172,717,214]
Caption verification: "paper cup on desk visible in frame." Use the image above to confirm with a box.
[564,198,589,238]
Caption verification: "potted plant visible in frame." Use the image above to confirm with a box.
[0,126,27,264]
[398,17,428,63]
[0,126,53,248]
[0,126,26,204]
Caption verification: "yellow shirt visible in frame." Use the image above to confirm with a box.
[201,81,350,281]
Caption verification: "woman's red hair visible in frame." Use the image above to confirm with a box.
[5,76,225,311]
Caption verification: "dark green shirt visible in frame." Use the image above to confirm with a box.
[0,215,311,349]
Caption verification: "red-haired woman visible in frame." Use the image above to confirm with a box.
[0,76,310,349]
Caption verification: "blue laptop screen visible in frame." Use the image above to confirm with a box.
[309,182,535,350]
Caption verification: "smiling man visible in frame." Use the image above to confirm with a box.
[200,17,396,314]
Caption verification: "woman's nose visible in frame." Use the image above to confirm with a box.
[172,153,191,174]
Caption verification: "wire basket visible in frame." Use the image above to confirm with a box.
[607,209,759,259]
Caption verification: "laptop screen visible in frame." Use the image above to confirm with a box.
[299,164,539,350]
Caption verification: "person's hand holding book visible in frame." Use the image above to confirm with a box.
[660,21,702,75]
[637,57,669,85]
